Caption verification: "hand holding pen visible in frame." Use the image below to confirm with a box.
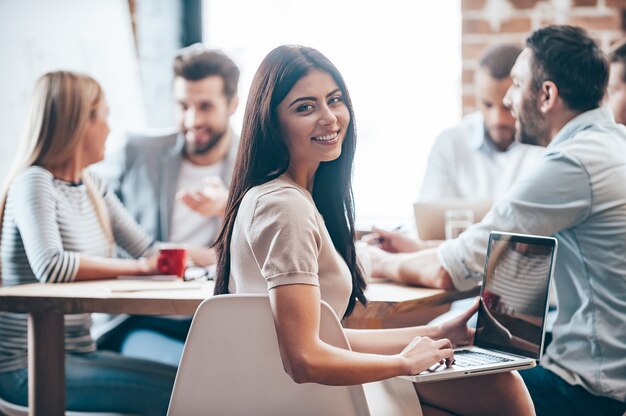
[362,226,420,253]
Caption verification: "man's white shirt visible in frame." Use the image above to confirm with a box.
[419,112,544,201]
[169,159,224,246]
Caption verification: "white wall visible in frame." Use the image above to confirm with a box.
[0,0,145,183]
[134,0,183,128]
[204,0,462,227]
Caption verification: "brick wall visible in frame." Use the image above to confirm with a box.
[462,0,626,114]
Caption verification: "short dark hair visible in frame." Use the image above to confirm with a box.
[609,39,626,82]
[478,44,522,79]
[526,25,608,112]
[173,44,240,100]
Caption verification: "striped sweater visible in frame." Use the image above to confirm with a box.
[0,166,157,373]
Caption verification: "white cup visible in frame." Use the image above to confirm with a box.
[445,209,474,240]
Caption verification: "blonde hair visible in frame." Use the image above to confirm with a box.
[0,71,114,274]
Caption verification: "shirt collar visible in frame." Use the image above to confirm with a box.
[549,107,614,148]
[469,112,518,153]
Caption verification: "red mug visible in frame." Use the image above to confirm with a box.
[157,246,188,278]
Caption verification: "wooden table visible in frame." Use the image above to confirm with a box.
[345,278,479,329]
[0,278,477,416]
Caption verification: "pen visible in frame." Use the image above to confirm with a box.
[427,362,443,372]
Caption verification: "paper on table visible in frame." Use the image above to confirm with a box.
[116,275,179,281]
[103,280,206,293]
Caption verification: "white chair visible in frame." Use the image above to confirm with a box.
[0,395,133,416]
[167,294,422,416]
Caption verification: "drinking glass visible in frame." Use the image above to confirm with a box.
[444,209,474,240]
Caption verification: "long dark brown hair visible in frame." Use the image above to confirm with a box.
[213,45,366,317]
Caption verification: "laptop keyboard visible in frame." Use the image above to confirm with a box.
[453,350,514,368]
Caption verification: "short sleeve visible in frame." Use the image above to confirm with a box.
[245,187,322,290]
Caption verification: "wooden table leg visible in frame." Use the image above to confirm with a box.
[28,311,65,416]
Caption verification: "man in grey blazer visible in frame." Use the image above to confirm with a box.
[102,44,239,250]
[96,45,240,363]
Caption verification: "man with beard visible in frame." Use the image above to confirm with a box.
[371,26,626,415]
[94,45,239,364]
[372,45,542,253]
[101,45,239,250]
[419,44,543,201]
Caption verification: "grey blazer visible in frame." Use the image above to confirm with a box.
[95,130,238,242]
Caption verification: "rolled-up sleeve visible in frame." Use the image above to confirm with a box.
[438,149,591,291]
[245,187,322,290]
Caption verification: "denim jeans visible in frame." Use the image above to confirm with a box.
[0,350,177,416]
[98,316,190,367]
[521,365,626,416]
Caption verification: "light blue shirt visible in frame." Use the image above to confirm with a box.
[438,108,626,402]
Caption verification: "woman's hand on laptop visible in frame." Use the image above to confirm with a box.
[436,297,479,347]
[399,336,455,375]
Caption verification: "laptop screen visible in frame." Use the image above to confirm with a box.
[475,232,557,359]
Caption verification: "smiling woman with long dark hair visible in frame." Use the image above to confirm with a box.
[213,45,365,316]
[213,45,534,415]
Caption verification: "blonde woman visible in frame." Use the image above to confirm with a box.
[0,71,175,415]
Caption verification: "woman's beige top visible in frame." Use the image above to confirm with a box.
[229,175,352,318]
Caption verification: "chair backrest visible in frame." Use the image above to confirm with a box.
[167,294,371,416]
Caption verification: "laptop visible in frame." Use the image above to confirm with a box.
[413,199,492,240]
[405,231,558,383]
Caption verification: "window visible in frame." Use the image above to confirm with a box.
[204,0,461,228]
